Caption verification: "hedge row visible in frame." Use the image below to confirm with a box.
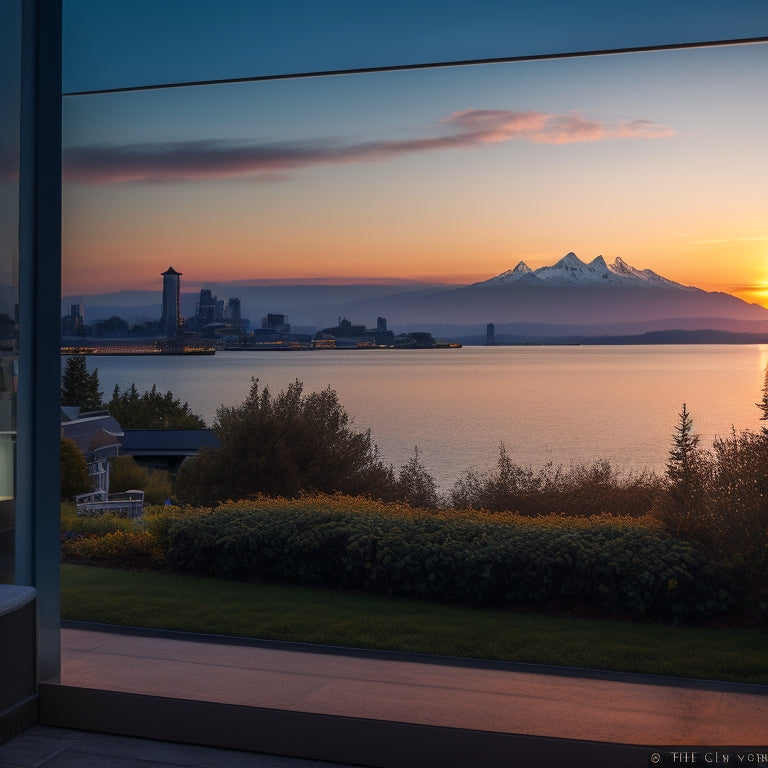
[165,502,731,621]
[61,529,162,567]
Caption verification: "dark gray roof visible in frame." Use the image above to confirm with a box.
[119,429,219,456]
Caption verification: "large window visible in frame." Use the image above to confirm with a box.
[58,0,768,692]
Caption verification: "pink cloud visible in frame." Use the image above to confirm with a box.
[63,108,674,185]
[441,110,552,143]
[611,118,676,140]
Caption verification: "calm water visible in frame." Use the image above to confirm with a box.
[84,345,768,491]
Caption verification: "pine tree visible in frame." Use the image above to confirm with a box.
[107,383,205,429]
[662,403,709,538]
[757,368,768,434]
[60,356,103,411]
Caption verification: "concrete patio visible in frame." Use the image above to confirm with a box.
[13,624,767,767]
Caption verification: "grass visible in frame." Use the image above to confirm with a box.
[61,563,768,685]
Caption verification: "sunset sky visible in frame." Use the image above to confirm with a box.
[61,2,768,306]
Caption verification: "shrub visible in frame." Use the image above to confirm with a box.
[65,513,138,538]
[142,505,208,551]
[394,447,442,509]
[700,429,768,617]
[60,502,78,531]
[108,455,172,504]
[175,379,395,504]
[653,402,768,621]
[61,530,162,568]
[61,438,92,499]
[450,444,661,517]
[164,496,728,622]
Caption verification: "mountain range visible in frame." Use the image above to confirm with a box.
[62,252,768,341]
[479,253,692,289]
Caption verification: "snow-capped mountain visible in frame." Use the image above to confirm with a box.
[335,250,768,334]
[478,252,693,289]
[481,261,534,285]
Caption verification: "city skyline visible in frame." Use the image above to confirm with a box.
[61,13,768,308]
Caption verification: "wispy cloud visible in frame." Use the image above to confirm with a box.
[63,108,674,185]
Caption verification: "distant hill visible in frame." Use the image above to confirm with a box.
[63,253,768,339]
[336,253,768,334]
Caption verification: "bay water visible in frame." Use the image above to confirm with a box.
[84,344,768,492]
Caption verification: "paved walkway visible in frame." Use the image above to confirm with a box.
[55,626,768,746]
[0,725,364,767]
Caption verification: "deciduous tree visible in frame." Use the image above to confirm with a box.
[176,379,394,503]
[395,447,441,509]
[60,437,91,498]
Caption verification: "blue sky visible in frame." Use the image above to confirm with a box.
[63,0,768,93]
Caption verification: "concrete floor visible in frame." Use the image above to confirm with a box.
[55,627,768,746]
[0,725,365,768]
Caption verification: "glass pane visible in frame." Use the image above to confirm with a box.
[0,0,21,583]
[61,41,768,678]
[63,0,768,93]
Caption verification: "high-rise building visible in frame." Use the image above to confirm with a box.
[70,302,85,327]
[161,266,182,337]
[61,302,85,334]
[486,322,495,346]
[196,288,217,325]
[227,297,242,325]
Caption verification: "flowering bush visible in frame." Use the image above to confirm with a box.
[165,494,727,622]
[61,529,162,568]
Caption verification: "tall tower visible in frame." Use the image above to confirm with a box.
[486,322,495,346]
[161,266,181,337]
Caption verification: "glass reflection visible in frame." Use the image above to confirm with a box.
[0,0,21,583]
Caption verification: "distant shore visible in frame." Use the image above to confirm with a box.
[61,345,216,356]
[61,342,462,355]
[61,328,768,356]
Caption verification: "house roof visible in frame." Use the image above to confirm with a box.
[61,413,124,457]
[119,429,219,457]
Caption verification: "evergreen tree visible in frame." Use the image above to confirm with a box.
[108,383,206,429]
[61,356,103,411]
[661,403,710,538]
[757,367,768,433]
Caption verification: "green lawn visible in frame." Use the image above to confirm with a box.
[61,564,768,685]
